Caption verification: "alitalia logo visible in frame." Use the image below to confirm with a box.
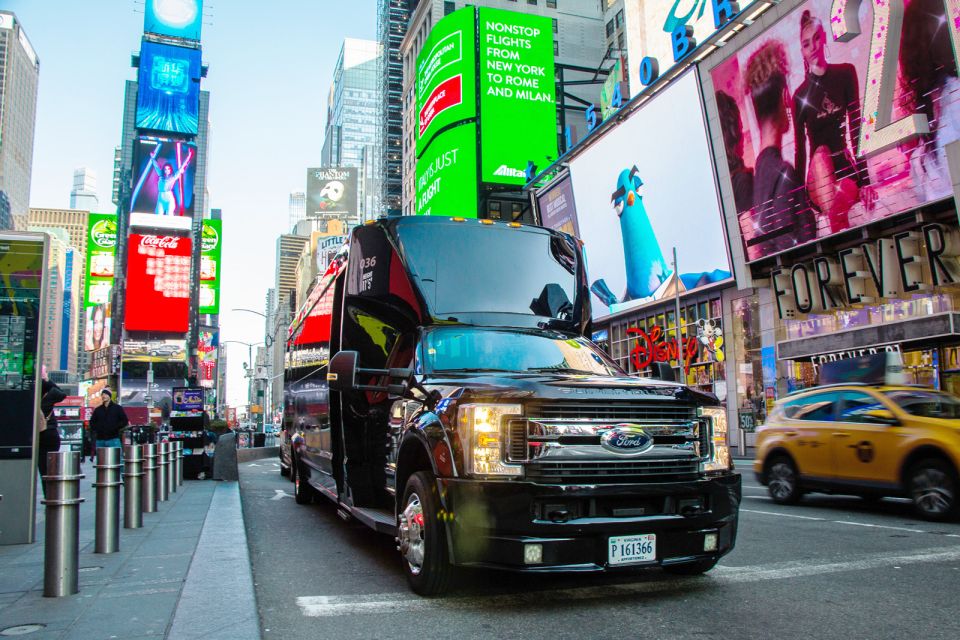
[493,165,525,178]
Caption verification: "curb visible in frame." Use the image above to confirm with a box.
[168,482,260,639]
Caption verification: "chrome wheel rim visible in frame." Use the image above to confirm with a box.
[911,468,954,515]
[768,462,795,500]
[399,493,425,575]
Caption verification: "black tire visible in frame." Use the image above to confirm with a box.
[907,458,959,522]
[293,458,315,505]
[766,455,803,505]
[663,557,719,575]
[280,458,290,477]
[399,470,453,596]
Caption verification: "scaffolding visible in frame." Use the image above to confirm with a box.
[376,0,413,217]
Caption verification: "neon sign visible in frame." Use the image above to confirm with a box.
[626,325,699,373]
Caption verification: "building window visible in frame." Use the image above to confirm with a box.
[552,18,558,34]
[488,201,501,219]
[527,0,537,5]
[444,1,455,15]
[615,9,624,29]
[606,20,615,38]
[554,40,559,55]
[618,32,625,51]
[547,0,557,7]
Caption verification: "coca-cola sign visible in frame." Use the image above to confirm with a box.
[139,235,181,249]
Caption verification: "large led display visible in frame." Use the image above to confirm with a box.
[709,0,960,262]
[84,213,117,309]
[306,168,358,219]
[130,138,196,218]
[84,303,111,352]
[478,8,557,185]
[415,123,479,217]
[554,71,731,319]
[415,7,477,153]
[144,0,203,41]
[124,234,192,332]
[199,219,221,314]
[136,40,201,135]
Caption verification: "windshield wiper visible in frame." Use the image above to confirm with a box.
[435,368,518,374]
[527,367,603,375]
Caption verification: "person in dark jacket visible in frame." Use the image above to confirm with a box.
[38,379,67,497]
[89,389,129,451]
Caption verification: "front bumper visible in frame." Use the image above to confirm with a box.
[438,473,741,571]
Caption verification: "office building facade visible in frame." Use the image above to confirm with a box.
[288,191,306,231]
[376,0,415,217]
[70,167,99,211]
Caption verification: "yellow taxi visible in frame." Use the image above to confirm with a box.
[754,383,960,521]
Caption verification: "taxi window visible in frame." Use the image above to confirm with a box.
[837,391,888,423]
[783,391,841,422]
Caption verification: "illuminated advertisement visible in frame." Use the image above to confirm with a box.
[144,0,203,41]
[709,0,960,262]
[131,138,196,218]
[198,327,218,388]
[122,339,188,363]
[535,173,579,237]
[136,40,201,135]
[124,234,192,332]
[199,219,221,314]
[84,303,111,352]
[554,72,731,319]
[415,7,476,152]
[306,167,358,220]
[478,8,557,185]
[172,386,204,413]
[415,123,478,217]
[84,213,117,308]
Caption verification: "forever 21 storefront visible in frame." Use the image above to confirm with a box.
[700,0,960,432]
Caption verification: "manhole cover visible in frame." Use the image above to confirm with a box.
[78,566,102,572]
[1,624,46,636]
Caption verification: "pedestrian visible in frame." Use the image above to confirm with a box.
[38,378,67,498]
[89,389,129,455]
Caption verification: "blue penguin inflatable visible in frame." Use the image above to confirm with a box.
[608,165,669,301]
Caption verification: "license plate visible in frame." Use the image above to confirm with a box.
[608,534,656,566]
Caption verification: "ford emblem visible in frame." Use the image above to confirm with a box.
[600,425,653,454]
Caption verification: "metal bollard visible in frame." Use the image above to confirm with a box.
[141,444,157,513]
[94,447,121,554]
[43,451,84,597]
[174,441,183,488]
[167,441,177,495]
[156,442,169,503]
[123,445,143,529]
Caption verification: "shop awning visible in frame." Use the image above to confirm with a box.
[777,313,960,361]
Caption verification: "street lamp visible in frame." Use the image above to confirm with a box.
[223,340,266,429]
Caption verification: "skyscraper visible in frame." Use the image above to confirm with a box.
[377,0,416,217]
[29,227,79,376]
[0,12,40,228]
[288,191,306,230]
[70,167,99,211]
[321,39,381,223]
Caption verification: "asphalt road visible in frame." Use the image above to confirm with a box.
[239,460,960,640]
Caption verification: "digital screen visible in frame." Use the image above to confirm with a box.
[558,72,732,319]
[124,234,192,332]
[122,339,188,362]
[84,213,117,309]
[84,303,111,352]
[131,138,197,218]
[415,122,478,217]
[136,40,201,135]
[415,7,476,152]
[306,168,358,220]
[144,0,203,41]
[172,386,204,413]
[0,236,44,458]
[198,328,218,388]
[478,8,557,185]
[709,0,960,262]
[199,219,221,314]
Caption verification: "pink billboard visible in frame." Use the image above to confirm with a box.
[710,0,960,262]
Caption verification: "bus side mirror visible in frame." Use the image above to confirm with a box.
[327,351,358,392]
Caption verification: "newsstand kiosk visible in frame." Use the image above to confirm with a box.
[164,387,206,479]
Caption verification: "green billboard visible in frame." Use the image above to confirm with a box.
[415,123,478,218]
[84,213,117,309]
[415,7,476,154]
[199,219,221,315]
[478,8,557,185]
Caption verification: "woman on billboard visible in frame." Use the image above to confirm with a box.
[149,143,194,216]
[745,40,815,253]
[792,10,875,234]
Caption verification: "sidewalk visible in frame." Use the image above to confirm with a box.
[0,459,260,639]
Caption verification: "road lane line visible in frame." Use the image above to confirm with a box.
[740,508,825,521]
[742,508,960,536]
[295,545,960,618]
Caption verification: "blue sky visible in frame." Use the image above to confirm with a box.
[6,0,377,408]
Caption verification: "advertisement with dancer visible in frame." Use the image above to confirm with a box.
[710,0,960,262]
[130,138,197,217]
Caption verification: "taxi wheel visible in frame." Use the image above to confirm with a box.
[767,456,802,505]
[908,458,958,521]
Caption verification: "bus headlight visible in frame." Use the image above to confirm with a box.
[458,404,523,477]
[699,406,732,473]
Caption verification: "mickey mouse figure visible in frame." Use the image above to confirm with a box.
[696,319,725,362]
